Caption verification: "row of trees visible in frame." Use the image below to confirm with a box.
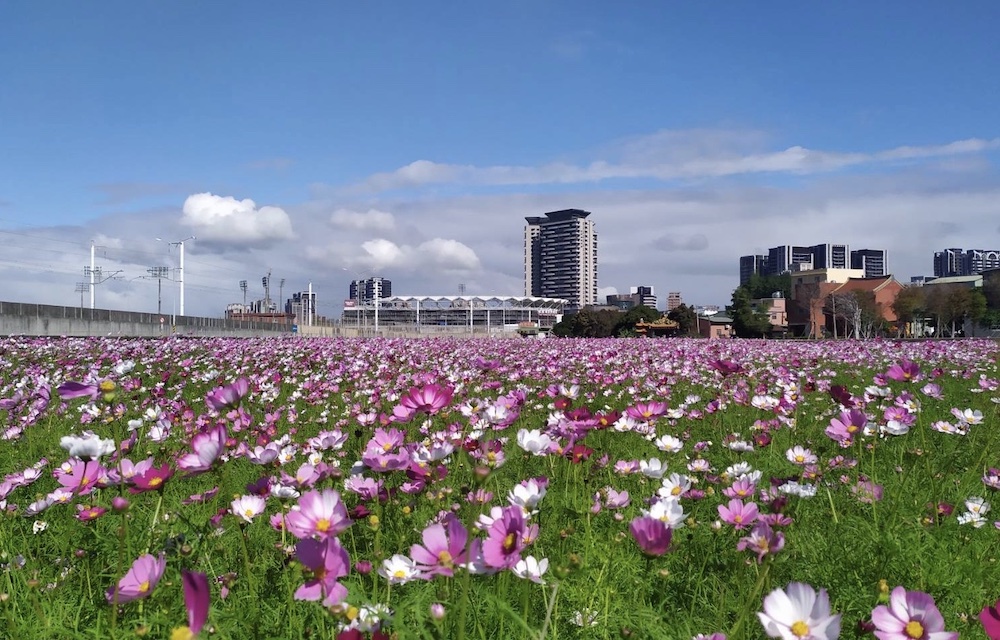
[892,284,999,337]
[551,303,701,338]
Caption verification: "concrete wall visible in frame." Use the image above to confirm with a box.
[0,301,296,337]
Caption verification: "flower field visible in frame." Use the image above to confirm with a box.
[1,336,999,639]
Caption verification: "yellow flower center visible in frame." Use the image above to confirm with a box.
[790,620,810,637]
[244,509,255,518]
[905,621,924,638]
[438,551,453,567]
[170,626,195,640]
[149,477,162,487]
[315,518,331,532]
[733,515,743,523]
[138,580,150,593]
[81,476,90,485]
[393,569,407,579]
[99,380,116,393]
[794,455,805,463]
[503,533,516,551]
[671,486,682,496]
[847,425,858,433]
[382,442,393,452]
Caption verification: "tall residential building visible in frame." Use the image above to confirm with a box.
[811,244,849,269]
[286,291,317,323]
[933,248,1000,277]
[524,209,597,307]
[850,249,888,279]
[349,277,391,304]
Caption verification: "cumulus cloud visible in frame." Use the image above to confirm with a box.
[180,193,294,247]
[348,237,482,273]
[330,208,396,231]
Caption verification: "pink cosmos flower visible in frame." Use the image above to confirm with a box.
[629,515,673,556]
[293,537,350,607]
[723,478,757,500]
[393,384,454,421]
[482,506,535,569]
[825,409,867,446]
[58,459,105,495]
[885,360,922,383]
[231,495,267,523]
[181,570,210,636]
[871,586,957,640]
[410,515,473,578]
[717,499,759,530]
[980,598,1000,640]
[205,378,249,413]
[106,553,166,604]
[285,489,352,539]
[57,381,100,401]
[129,463,174,494]
[177,426,227,475]
[625,401,668,421]
[737,522,785,563]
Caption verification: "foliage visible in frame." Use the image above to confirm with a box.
[667,303,699,336]
[728,286,771,337]
[743,272,792,301]
[552,305,661,338]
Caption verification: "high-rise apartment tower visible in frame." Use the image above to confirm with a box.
[524,209,598,307]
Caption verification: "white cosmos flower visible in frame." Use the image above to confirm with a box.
[751,395,780,410]
[516,429,551,456]
[379,554,420,584]
[512,556,548,584]
[881,421,910,436]
[965,497,990,515]
[658,473,692,499]
[645,497,686,528]
[230,495,266,523]
[758,582,841,640]
[654,434,683,453]
[785,446,817,466]
[639,458,666,479]
[59,433,115,460]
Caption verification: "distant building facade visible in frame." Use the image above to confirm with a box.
[524,209,598,308]
[349,277,391,304]
[740,244,886,284]
[631,286,657,309]
[934,248,1000,277]
[665,291,681,312]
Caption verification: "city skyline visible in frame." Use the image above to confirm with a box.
[0,3,998,315]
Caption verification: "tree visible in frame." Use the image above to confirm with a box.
[614,305,662,337]
[729,286,771,338]
[947,288,987,336]
[667,303,698,336]
[826,291,884,339]
[923,286,953,337]
[745,273,791,300]
[891,286,926,337]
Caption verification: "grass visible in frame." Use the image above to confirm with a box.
[0,336,997,639]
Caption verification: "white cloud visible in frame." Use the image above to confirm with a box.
[346,133,1000,194]
[342,237,482,273]
[180,193,294,247]
[329,208,396,231]
[597,286,618,304]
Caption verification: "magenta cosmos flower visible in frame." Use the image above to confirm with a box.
[871,586,957,640]
[980,598,1000,640]
[285,489,352,539]
[411,516,473,578]
[737,522,785,563]
[825,409,867,446]
[57,380,100,401]
[106,553,166,604]
[180,570,210,636]
[885,360,922,383]
[482,506,536,569]
[205,377,250,413]
[294,537,350,607]
[629,515,673,556]
[129,463,174,494]
[718,499,759,530]
[392,384,454,421]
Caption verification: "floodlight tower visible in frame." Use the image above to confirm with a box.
[239,280,248,307]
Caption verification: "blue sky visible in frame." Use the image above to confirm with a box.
[0,2,998,315]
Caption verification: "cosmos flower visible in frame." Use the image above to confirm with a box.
[106,553,166,604]
[293,537,350,607]
[758,582,840,640]
[871,586,957,640]
[205,377,250,413]
[629,515,672,556]
[285,489,352,539]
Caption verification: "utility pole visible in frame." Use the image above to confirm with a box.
[156,237,195,316]
[83,264,102,309]
[75,282,88,309]
[239,280,248,307]
[147,266,169,315]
